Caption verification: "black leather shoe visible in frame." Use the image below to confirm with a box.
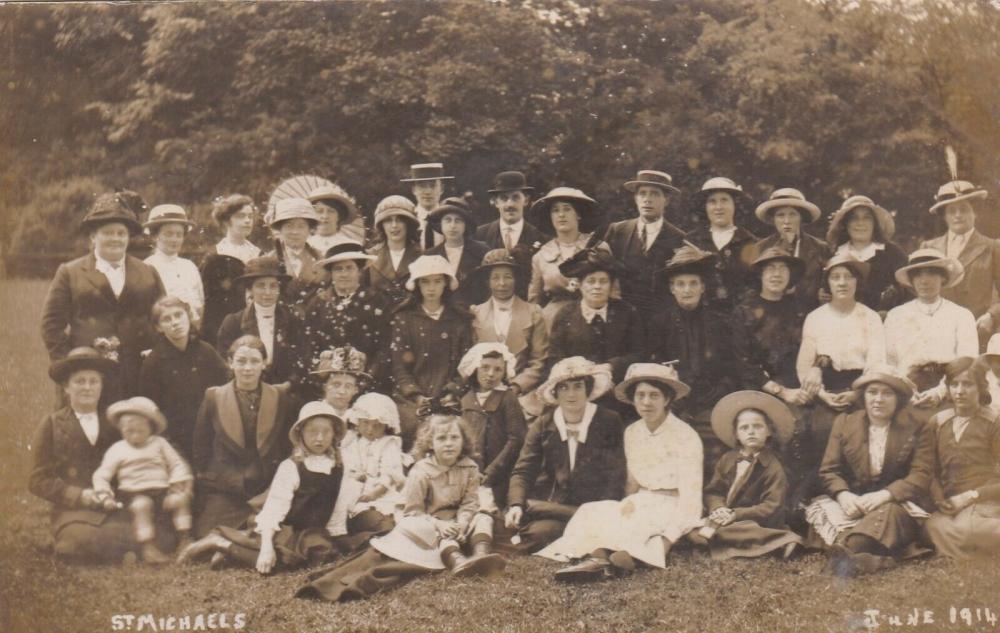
[554,557,612,583]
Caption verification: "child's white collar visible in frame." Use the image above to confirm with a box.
[303,454,336,474]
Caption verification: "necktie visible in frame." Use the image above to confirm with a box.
[640,224,648,253]
[504,227,514,251]
[951,233,966,257]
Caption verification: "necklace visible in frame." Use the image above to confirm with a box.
[915,298,944,318]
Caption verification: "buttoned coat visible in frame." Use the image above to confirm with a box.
[265,242,328,318]
[470,296,549,393]
[548,299,644,383]
[389,305,473,401]
[921,229,1000,318]
[684,225,758,310]
[364,243,422,309]
[704,447,789,528]
[507,405,626,508]
[603,217,686,320]
[216,303,306,388]
[40,253,165,397]
[460,388,527,504]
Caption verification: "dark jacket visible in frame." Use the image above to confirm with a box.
[475,219,548,298]
[425,239,492,307]
[751,233,833,312]
[548,299,644,383]
[266,241,328,318]
[460,388,527,505]
[685,224,758,310]
[389,304,472,401]
[364,243,422,309]
[921,229,1000,318]
[216,303,306,388]
[731,293,806,390]
[819,409,934,503]
[139,334,231,461]
[930,407,1000,502]
[704,447,789,528]
[836,242,909,312]
[603,217,686,320]
[507,405,626,508]
[40,253,165,397]
[28,407,121,532]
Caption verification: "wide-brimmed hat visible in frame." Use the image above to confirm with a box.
[750,246,805,286]
[530,187,602,235]
[144,204,195,233]
[346,392,401,433]
[458,342,517,381]
[691,176,751,210]
[289,401,345,447]
[538,356,613,406]
[851,365,916,401]
[307,184,358,220]
[623,170,681,195]
[310,346,372,381]
[823,252,870,282]
[80,191,145,235]
[754,188,821,224]
[471,249,526,291]
[613,362,690,404]
[405,254,459,291]
[558,247,628,281]
[984,334,1000,363]
[488,171,534,194]
[893,248,964,289]
[107,396,168,435]
[48,346,119,383]
[427,197,477,238]
[400,163,454,183]
[710,390,795,449]
[825,195,895,245]
[928,180,988,215]
[315,242,375,269]
[373,195,419,230]
[661,243,716,279]
[371,515,446,570]
[269,197,319,228]
[237,256,291,284]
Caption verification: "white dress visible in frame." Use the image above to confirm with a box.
[326,431,405,535]
[535,413,703,568]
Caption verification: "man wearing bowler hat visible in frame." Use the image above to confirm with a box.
[401,162,453,250]
[603,169,687,322]
[475,171,548,297]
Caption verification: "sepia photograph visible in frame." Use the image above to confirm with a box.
[1,1,999,631]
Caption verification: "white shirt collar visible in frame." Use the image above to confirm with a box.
[94,251,125,271]
[422,305,444,320]
[492,297,514,311]
[640,216,664,232]
[302,454,336,474]
[501,218,524,231]
[554,402,597,443]
[74,410,100,445]
[580,302,608,323]
[835,241,885,262]
[149,249,179,263]
[255,303,276,317]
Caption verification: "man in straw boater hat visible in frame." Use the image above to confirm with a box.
[143,204,204,327]
[751,188,833,312]
[919,179,1000,331]
[603,169,687,322]
[475,171,548,296]
[884,248,977,411]
[400,162,454,250]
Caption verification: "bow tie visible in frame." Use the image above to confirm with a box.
[566,430,580,440]
[736,455,756,464]
[496,305,510,312]
[259,314,274,320]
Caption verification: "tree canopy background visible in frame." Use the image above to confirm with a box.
[1,0,998,273]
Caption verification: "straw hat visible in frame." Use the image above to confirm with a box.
[404,255,459,291]
[710,391,795,449]
[307,184,358,220]
[107,396,168,435]
[928,180,988,215]
[893,248,964,290]
[613,362,690,403]
[825,195,895,245]
[985,334,1000,363]
[557,247,628,281]
[426,197,477,238]
[80,191,145,235]
[691,176,751,209]
[237,256,291,284]
[537,356,613,406]
[823,252,870,282]
[48,347,118,384]
[530,187,602,235]
[144,204,195,232]
[487,171,534,194]
[457,342,517,381]
[315,242,375,269]
[347,392,402,433]
[750,246,805,286]
[471,249,526,290]
[288,401,345,447]
[754,188,821,224]
[661,244,716,279]
[371,515,446,570]
[623,170,681,195]
[269,197,319,228]
[373,195,419,229]
[851,365,916,401]
[400,163,454,183]
[310,346,371,381]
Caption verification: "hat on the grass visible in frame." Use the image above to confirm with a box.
[289,401,346,447]
[613,362,690,403]
[48,347,119,384]
[405,255,459,291]
[754,188,821,224]
[929,180,988,215]
[537,356,613,406]
[371,515,447,570]
[107,396,168,435]
[346,392,401,433]
[710,390,795,449]
[894,248,964,290]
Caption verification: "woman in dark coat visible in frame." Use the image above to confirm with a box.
[389,255,473,447]
[365,196,423,309]
[424,197,492,308]
[810,367,934,575]
[265,198,327,318]
[29,348,142,562]
[825,195,908,314]
[40,191,165,400]
[191,335,297,537]
[139,296,230,462]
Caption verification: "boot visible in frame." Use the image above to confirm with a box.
[554,556,612,583]
[177,532,230,564]
[442,547,471,575]
[141,542,171,565]
[453,540,507,578]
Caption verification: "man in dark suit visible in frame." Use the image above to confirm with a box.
[475,171,548,297]
[41,191,165,400]
[603,169,686,321]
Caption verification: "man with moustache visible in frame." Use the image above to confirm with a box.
[475,171,548,297]
[401,162,452,250]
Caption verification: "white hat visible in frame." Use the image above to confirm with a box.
[346,392,401,433]
[754,188,821,224]
[894,248,965,290]
[269,197,320,227]
[371,515,446,570]
[985,334,1000,362]
[307,184,358,218]
[537,356,613,406]
[613,362,690,403]
[144,204,195,232]
[710,391,795,449]
[928,180,988,215]
[458,342,517,381]
[289,401,345,446]
[107,396,168,435]
[404,255,459,291]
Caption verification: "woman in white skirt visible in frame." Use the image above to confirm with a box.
[537,363,703,580]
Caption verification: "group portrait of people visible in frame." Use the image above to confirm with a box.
[29,161,1000,602]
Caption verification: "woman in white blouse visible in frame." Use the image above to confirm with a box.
[537,363,703,580]
[143,205,205,326]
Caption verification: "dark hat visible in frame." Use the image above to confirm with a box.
[316,241,376,269]
[49,346,118,384]
[237,256,291,284]
[823,252,870,282]
[558,247,628,280]
[426,197,477,238]
[81,191,145,235]
[488,171,534,194]
[750,246,805,286]
[662,244,716,279]
[623,170,681,195]
[530,187,602,235]
[400,163,454,183]
[200,254,246,295]
[472,248,526,290]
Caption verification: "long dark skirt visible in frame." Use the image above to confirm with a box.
[707,520,802,560]
[297,547,434,602]
[51,508,175,563]
[216,524,335,570]
[194,491,252,538]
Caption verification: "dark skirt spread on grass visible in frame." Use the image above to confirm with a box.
[707,520,802,560]
[296,547,433,602]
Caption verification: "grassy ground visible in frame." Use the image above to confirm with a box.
[2,278,999,633]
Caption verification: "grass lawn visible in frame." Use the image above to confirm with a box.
[2,278,998,633]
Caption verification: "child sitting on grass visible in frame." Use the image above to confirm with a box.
[92,396,194,564]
